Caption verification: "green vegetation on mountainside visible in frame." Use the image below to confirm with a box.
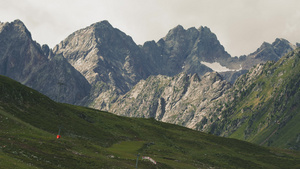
[209,48,300,150]
[0,75,300,168]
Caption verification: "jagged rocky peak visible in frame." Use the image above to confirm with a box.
[142,24,231,77]
[164,25,214,40]
[11,19,27,29]
[53,24,97,54]
[273,38,294,46]
[142,40,158,50]
[53,20,124,54]
[92,20,129,42]
[92,20,112,28]
[52,19,151,105]
[272,38,296,56]
[0,19,32,39]
[164,25,186,40]
[198,26,212,34]
[249,38,296,61]
[41,44,54,58]
[10,19,28,32]
[162,24,195,52]
[163,24,217,43]
[260,41,272,48]
[0,20,9,29]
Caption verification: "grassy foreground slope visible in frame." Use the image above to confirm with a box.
[0,75,299,168]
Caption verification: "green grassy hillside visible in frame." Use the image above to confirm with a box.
[210,48,300,150]
[0,75,299,168]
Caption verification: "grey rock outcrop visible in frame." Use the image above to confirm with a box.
[110,72,231,130]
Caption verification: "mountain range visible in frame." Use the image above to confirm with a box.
[0,19,299,151]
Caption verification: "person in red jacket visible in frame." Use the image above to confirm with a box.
[57,127,61,139]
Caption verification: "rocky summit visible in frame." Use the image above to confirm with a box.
[142,25,231,76]
[53,21,151,110]
[53,21,150,87]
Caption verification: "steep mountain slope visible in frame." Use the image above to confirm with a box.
[110,72,231,130]
[1,75,300,168]
[208,48,300,150]
[26,54,91,104]
[0,20,91,104]
[0,20,48,82]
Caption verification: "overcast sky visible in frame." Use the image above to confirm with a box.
[1,0,299,56]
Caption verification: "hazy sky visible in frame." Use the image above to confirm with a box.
[1,0,299,56]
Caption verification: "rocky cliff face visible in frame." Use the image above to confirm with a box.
[0,20,91,104]
[26,54,91,104]
[110,71,231,130]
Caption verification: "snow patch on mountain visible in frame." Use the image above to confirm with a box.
[201,61,242,72]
